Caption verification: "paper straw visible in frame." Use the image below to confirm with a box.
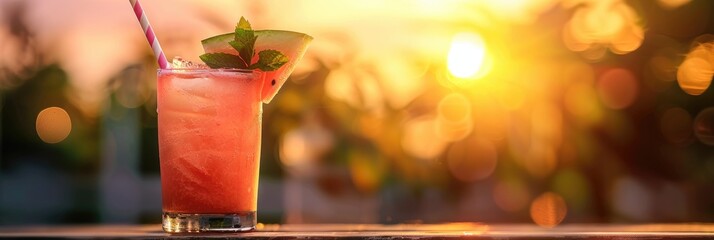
[129,0,170,69]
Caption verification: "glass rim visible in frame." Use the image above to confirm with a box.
[157,68,256,73]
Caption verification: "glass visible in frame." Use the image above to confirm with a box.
[156,69,264,232]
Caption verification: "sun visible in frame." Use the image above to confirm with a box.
[447,32,488,79]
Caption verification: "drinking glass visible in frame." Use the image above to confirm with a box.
[157,69,264,232]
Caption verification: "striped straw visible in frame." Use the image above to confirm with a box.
[129,0,170,69]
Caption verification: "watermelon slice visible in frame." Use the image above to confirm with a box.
[201,30,313,104]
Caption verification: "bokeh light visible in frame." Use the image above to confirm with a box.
[35,107,72,144]
[551,169,590,211]
[279,122,335,168]
[376,57,429,109]
[562,0,644,58]
[436,93,473,142]
[612,177,653,221]
[530,192,567,228]
[677,43,714,96]
[693,107,714,145]
[597,68,639,109]
[402,115,447,160]
[658,0,692,9]
[324,68,363,109]
[280,129,310,167]
[563,63,603,126]
[446,136,497,182]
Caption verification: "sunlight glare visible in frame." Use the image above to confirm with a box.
[447,32,487,79]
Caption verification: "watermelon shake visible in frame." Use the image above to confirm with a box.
[158,69,263,232]
[155,17,312,233]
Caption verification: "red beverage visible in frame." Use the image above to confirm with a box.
[154,17,311,232]
[157,69,264,231]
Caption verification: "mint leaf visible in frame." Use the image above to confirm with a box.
[236,16,251,31]
[236,33,256,64]
[234,17,256,65]
[228,40,245,52]
[250,50,288,71]
[199,53,247,69]
[228,40,253,66]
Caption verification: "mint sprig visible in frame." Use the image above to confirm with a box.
[199,17,288,71]
[232,17,256,65]
[200,53,247,69]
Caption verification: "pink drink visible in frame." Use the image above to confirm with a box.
[157,69,264,231]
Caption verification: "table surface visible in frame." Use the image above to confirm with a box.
[1,223,714,239]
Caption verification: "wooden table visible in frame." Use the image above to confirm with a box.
[1,223,714,239]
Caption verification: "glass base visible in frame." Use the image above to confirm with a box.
[162,211,256,233]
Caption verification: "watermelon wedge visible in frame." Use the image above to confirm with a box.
[201,30,313,104]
